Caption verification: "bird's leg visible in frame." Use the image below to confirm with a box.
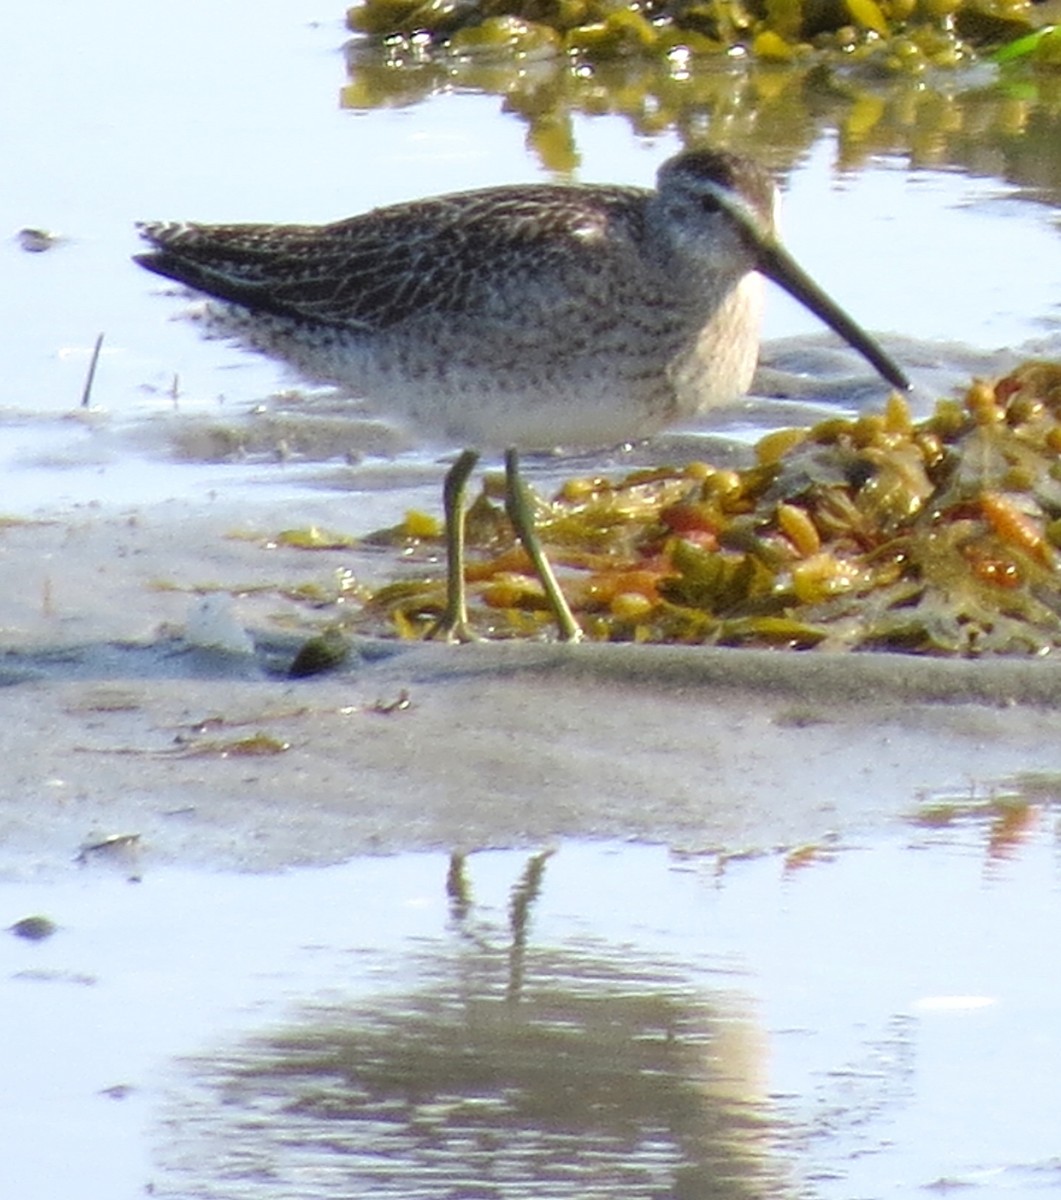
[504,447,582,643]
[427,448,481,644]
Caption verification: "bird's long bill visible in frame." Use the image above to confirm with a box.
[757,240,910,392]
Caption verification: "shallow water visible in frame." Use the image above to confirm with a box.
[4,816,1061,1199]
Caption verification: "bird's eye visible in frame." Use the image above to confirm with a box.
[698,192,723,214]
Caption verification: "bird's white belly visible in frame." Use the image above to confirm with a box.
[337,345,671,451]
[209,270,764,452]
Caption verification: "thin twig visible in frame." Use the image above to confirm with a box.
[80,331,104,408]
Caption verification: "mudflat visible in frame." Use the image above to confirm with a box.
[2,497,1059,876]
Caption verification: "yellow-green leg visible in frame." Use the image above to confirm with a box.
[504,447,582,643]
[428,448,481,643]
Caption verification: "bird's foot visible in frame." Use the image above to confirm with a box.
[553,615,583,644]
[425,610,482,644]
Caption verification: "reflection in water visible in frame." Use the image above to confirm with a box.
[156,853,779,1198]
[6,809,1061,1197]
[341,45,1061,198]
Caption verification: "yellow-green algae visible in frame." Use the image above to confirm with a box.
[345,0,1051,69]
[338,361,1061,654]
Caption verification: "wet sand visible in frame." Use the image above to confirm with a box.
[3,495,1060,876]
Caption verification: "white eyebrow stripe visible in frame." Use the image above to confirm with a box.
[701,178,771,241]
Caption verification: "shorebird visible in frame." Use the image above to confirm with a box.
[136,148,909,643]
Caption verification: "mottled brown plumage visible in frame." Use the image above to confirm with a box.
[136,148,905,448]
